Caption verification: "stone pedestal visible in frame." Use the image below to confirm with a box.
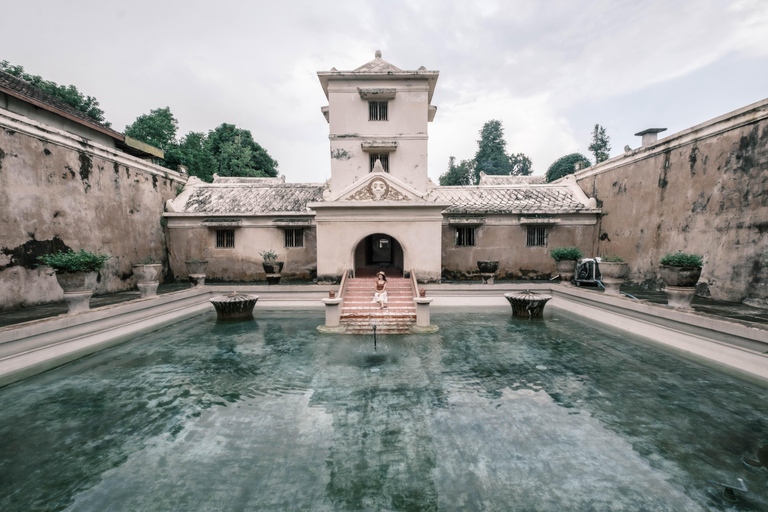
[266,274,282,285]
[189,274,206,287]
[665,286,696,310]
[479,273,495,284]
[62,290,94,315]
[56,271,98,315]
[601,277,623,295]
[414,297,433,327]
[137,282,159,298]
[555,260,576,284]
[318,298,346,333]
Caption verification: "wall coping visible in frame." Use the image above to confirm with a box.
[560,96,768,182]
[0,108,187,184]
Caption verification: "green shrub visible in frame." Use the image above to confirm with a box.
[601,255,625,262]
[38,249,110,273]
[550,247,583,262]
[660,251,703,268]
[140,255,159,265]
[259,250,279,262]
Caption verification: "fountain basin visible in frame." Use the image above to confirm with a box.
[504,290,553,318]
[209,292,259,320]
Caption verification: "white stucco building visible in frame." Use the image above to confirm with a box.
[164,52,600,283]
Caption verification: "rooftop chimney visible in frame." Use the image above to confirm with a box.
[634,128,667,147]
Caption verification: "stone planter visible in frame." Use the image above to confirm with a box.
[185,260,208,287]
[262,262,284,274]
[555,260,577,284]
[133,263,162,298]
[660,265,702,309]
[477,260,499,273]
[209,292,259,321]
[55,271,98,314]
[599,262,628,295]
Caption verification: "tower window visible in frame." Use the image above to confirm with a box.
[216,229,235,248]
[369,154,389,172]
[455,227,475,246]
[526,226,546,247]
[284,228,304,248]
[369,101,388,121]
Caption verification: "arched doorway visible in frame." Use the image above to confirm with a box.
[353,233,404,277]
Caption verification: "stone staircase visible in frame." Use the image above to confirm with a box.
[340,277,416,334]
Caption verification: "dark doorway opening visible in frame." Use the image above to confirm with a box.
[353,234,404,277]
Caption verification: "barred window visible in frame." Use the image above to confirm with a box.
[216,229,235,248]
[455,227,475,246]
[369,154,389,172]
[369,101,388,121]
[527,226,546,247]
[284,228,304,248]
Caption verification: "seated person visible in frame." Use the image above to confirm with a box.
[372,271,388,308]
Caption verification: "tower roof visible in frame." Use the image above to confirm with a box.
[317,51,439,102]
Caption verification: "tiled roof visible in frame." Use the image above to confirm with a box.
[0,69,122,138]
[428,186,596,214]
[478,174,546,185]
[353,54,403,73]
[180,184,325,214]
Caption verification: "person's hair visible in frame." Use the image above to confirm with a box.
[377,272,387,281]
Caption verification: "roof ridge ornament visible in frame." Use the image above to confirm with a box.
[375,50,382,58]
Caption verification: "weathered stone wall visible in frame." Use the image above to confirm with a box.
[440,215,599,280]
[573,99,768,304]
[0,109,186,310]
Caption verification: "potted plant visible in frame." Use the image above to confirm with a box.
[659,251,704,309]
[185,258,208,287]
[599,255,628,295]
[260,250,284,275]
[133,256,163,298]
[550,247,583,283]
[38,249,110,314]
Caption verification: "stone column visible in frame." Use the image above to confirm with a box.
[665,286,696,310]
[317,297,346,333]
[410,297,438,333]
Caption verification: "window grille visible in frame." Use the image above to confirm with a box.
[527,226,546,246]
[369,101,388,121]
[369,154,389,172]
[216,229,235,248]
[455,227,475,246]
[284,228,304,248]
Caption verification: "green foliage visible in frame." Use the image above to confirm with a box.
[660,251,703,268]
[1,60,108,125]
[140,255,159,265]
[439,157,474,186]
[124,107,178,151]
[550,247,583,262]
[472,120,533,183]
[38,249,110,273]
[545,153,592,182]
[207,123,278,178]
[588,124,611,163]
[601,255,625,262]
[259,250,279,262]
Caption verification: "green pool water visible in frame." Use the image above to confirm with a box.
[1,309,767,511]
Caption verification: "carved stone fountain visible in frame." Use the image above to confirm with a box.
[504,290,553,318]
[209,292,259,320]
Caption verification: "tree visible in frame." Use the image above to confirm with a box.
[588,124,611,163]
[509,153,533,176]
[1,60,108,124]
[545,153,592,182]
[473,120,512,182]
[439,156,474,186]
[164,131,217,181]
[207,123,278,178]
[124,107,178,151]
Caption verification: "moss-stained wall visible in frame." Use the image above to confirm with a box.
[0,110,186,311]
[575,99,768,304]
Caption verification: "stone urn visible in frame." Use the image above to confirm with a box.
[56,271,98,314]
[266,273,282,285]
[262,261,284,274]
[185,260,208,287]
[209,292,259,321]
[504,290,553,318]
[599,262,629,295]
[133,263,162,298]
[555,260,577,284]
[477,260,499,273]
[660,265,702,309]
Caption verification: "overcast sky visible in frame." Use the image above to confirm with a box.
[2,0,767,183]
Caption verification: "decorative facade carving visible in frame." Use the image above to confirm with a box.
[347,178,410,201]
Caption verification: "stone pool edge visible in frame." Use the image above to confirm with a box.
[0,284,766,388]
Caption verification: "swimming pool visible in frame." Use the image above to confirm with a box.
[1,309,766,511]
